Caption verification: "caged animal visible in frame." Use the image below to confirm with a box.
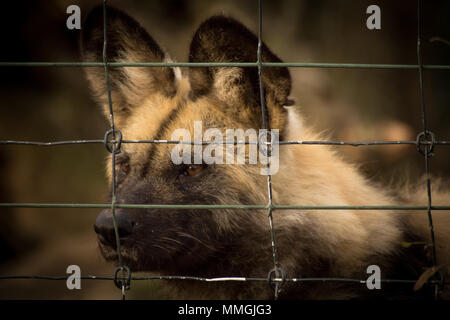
[81,6,450,299]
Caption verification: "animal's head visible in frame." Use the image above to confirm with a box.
[81,6,291,274]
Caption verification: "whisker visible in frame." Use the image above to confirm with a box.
[177,232,216,251]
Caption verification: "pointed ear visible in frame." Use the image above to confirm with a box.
[81,6,176,125]
[188,16,291,131]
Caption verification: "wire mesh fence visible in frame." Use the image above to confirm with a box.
[0,0,449,300]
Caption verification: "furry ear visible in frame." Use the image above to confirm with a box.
[81,6,176,126]
[188,16,291,130]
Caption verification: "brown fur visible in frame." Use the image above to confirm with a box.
[82,6,450,299]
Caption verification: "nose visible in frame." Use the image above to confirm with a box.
[94,209,135,246]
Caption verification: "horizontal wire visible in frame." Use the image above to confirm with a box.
[1,274,447,285]
[0,61,449,69]
[0,203,449,210]
[0,139,449,147]
[0,140,105,146]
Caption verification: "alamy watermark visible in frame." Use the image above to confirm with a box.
[170,121,279,175]
[366,265,381,290]
[366,5,381,30]
[66,5,81,30]
[66,264,81,290]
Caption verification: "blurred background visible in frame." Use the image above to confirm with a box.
[0,0,449,299]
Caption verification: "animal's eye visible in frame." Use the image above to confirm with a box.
[120,163,130,175]
[116,161,130,183]
[184,164,205,177]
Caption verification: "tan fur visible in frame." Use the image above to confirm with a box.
[278,109,450,275]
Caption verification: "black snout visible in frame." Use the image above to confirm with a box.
[94,209,135,246]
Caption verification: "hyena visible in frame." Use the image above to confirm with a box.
[81,6,450,299]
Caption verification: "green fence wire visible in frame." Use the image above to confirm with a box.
[0,0,449,300]
[0,62,449,69]
[1,203,450,211]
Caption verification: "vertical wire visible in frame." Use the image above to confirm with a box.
[102,0,126,299]
[417,0,439,298]
[257,0,282,299]
[417,1,428,135]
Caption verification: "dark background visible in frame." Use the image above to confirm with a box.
[0,0,449,299]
